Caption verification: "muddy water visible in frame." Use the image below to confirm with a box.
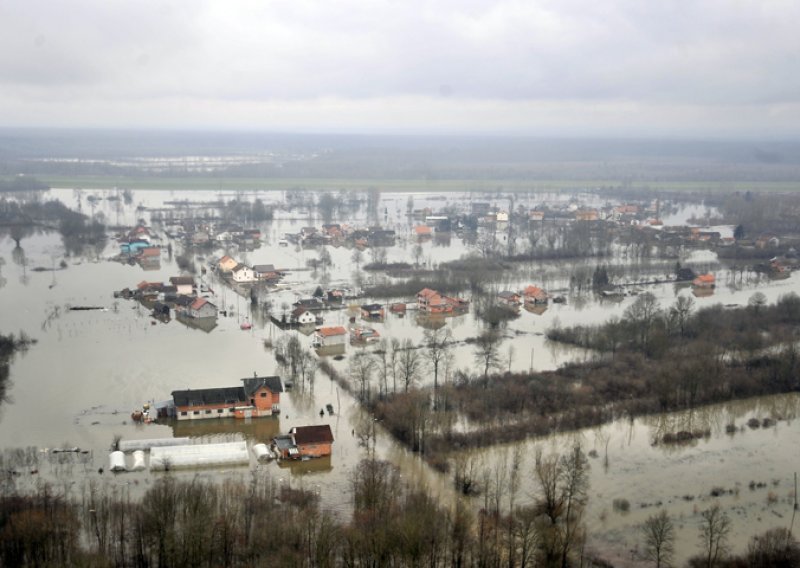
[461,393,800,565]
[1,187,799,552]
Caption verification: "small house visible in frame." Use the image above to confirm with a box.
[169,276,195,296]
[294,297,325,311]
[360,303,385,320]
[417,288,468,315]
[292,425,334,458]
[350,327,380,344]
[414,225,433,239]
[692,273,716,288]
[120,239,150,255]
[189,297,218,319]
[231,264,256,283]
[253,264,279,281]
[523,285,548,305]
[497,291,521,307]
[575,209,599,222]
[291,308,319,326]
[218,255,238,273]
[529,210,545,221]
[273,425,334,460]
[314,326,347,348]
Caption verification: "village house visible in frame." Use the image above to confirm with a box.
[231,263,256,283]
[414,225,433,239]
[218,255,239,273]
[127,225,152,242]
[360,303,385,320]
[273,425,334,460]
[169,276,195,296]
[292,425,334,458]
[294,297,325,311]
[350,327,380,344]
[253,264,280,281]
[756,234,780,249]
[191,231,210,245]
[416,288,469,314]
[575,209,599,222]
[523,285,548,305]
[692,273,716,288]
[120,239,150,255]
[290,308,319,326]
[529,210,545,221]
[313,326,348,348]
[326,289,346,304]
[188,297,218,319]
[171,375,283,420]
[497,291,521,307]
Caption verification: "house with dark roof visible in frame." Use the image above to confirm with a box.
[272,425,334,459]
[360,303,385,321]
[169,276,195,296]
[171,375,283,420]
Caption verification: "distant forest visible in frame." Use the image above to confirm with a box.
[2,129,800,182]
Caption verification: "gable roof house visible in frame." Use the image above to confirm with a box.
[523,286,549,305]
[497,291,521,306]
[291,307,320,326]
[172,375,283,421]
[253,264,280,281]
[218,255,239,273]
[231,264,256,283]
[169,276,196,296]
[273,425,334,460]
[417,288,469,315]
[313,326,348,348]
[360,303,385,321]
[188,297,218,319]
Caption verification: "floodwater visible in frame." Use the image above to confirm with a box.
[0,186,798,557]
[460,393,800,565]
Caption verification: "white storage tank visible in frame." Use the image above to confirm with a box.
[252,443,270,461]
[130,450,146,471]
[109,451,127,472]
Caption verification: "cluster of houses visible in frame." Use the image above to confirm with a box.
[117,225,162,270]
[163,219,262,249]
[284,224,396,248]
[115,275,219,323]
[216,255,282,285]
[496,285,550,311]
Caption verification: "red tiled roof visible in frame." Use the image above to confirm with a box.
[292,425,334,445]
[317,326,346,337]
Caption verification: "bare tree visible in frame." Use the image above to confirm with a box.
[669,295,694,338]
[474,329,503,387]
[698,504,731,568]
[624,292,661,352]
[424,327,452,409]
[398,339,421,392]
[350,352,375,402]
[640,509,675,567]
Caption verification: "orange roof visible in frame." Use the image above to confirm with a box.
[697,273,715,283]
[414,226,432,235]
[139,247,160,257]
[190,297,208,310]
[318,326,347,337]
[418,288,439,299]
[523,285,546,297]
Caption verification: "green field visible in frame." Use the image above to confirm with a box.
[37,175,800,193]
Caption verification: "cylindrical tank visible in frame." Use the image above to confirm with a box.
[109,451,126,472]
[253,443,270,461]
[130,450,146,471]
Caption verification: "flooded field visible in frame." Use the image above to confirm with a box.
[1,186,799,559]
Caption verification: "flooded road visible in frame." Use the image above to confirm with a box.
[0,186,798,559]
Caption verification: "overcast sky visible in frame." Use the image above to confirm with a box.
[1,0,798,137]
